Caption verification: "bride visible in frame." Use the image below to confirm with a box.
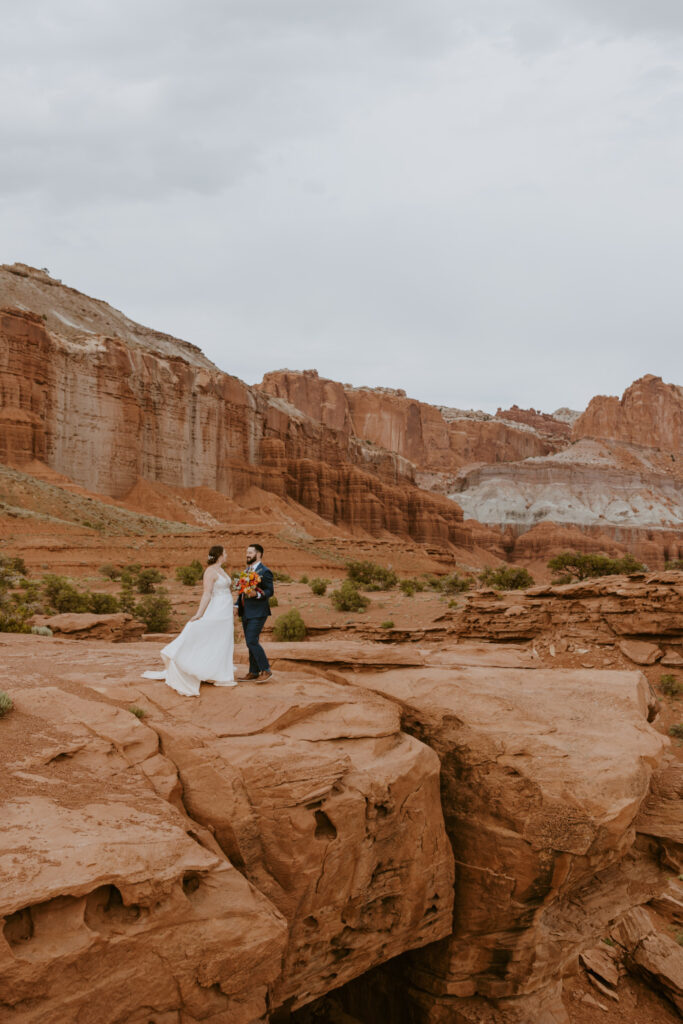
[142,544,235,696]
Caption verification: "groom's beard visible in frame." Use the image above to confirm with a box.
[246,556,257,565]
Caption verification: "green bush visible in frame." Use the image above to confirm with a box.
[400,580,416,597]
[665,559,683,570]
[669,723,683,740]
[134,590,172,632]
[479,566,535,591]
[272,608,307,641]
[299,575,309,584]
[41,575,91,613]
[331,581,370,612]
[438,574,471,594]
[88,592,120,614]
[0,690,13,718]
[99,563,121,580]
[381,620,394,629]
[347,561,398,591]
[0,555,28,584]
[118,580,137,615]
[660,674,681,697]
[269,595,279,607]
[129,705,146,719]
[550,573,574,586]
[134,568,164,594]
[273,571,292,582]
[310,578,329,596]
[175,560,204,586]
[0,604,32,633]
[547,551,646,581]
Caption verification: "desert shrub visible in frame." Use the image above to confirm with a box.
[550,573,574,586]
[669,723,683,740]
[41,575,91,613]
[331,581,370,612]
[479,566,535,591]
[660,674,681,697]
[273,571,292,583]
[310,578,329,596]
[118,580,137,615]
[31,625,53,637]
[665,559,683,570]
[129,705,146,719]
[0,690,13,718]
[447,599,459,608]
[88,592,120,614]
[547,551,646,581]
[0,555,28,583]
[381,620,395,629]
[422,574,442,590]
[438,573,471,594]
[299,575,309,584]
[134,590,172,632]
[400,580,416,597]
[175,560,204,586]
[99,563,121,580]
[269,595,279,607]
[134,568,164,594]
[0,604,32,633]
[347,561,398,591]
[272,608,307,641]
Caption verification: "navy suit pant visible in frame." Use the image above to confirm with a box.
[242,615,270,674]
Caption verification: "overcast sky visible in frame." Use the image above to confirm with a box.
[1,0,682,413]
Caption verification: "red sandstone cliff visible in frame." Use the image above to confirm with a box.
[574,373,683,453]
[260,369,564,480]
[0,266,470,548]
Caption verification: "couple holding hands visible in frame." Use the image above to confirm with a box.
[143,543,274,697]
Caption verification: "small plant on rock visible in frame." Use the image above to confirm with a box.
[128,705,146,719]
[299,575,309,584]
[272,608,307,641]
[269,595,279,607]
[660,674,681,698]
[665,559,683,571]
[381,620,394,629]
[0,690,13,718]
[400,579,416,597]
[669,723,683,740]
[547,551,645,581]
[331,581,370,612]
[438,573,471,594]
[273,571,292,583]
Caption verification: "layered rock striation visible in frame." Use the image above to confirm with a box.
[0,267,472,547]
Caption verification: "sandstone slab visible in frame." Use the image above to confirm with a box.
[618,639,663,665]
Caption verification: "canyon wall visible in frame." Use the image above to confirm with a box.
[0,267,472,548]
[260,369,562,478]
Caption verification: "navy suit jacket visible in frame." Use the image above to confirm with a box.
[237,563,274,620]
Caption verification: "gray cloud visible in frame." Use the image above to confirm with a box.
[1,0,682,413]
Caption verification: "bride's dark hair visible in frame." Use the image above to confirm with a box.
[207,545,224,566]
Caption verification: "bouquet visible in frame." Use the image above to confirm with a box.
[236,569,263,599]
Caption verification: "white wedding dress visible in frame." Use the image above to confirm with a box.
[142,569,235,696]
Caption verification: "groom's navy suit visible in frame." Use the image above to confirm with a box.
[237,562,274,674]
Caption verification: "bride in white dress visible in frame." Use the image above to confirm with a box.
[142,544,236,696]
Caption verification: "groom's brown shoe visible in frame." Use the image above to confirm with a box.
[238,672,260,681]
[256,670,273,683]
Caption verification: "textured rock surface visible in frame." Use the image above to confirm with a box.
[0,635,454,1021]
[452,571,683,646]
[35,611,147,641]
[574,374,683,452]
[0,273,472,547]
[611,906,683,1014]
[261,369,559,480]
[0,678,288,1024]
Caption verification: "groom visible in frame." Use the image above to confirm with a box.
[236,543,274,682]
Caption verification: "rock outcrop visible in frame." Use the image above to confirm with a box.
[0,634,454,1022]
[574,374,683,453]
[260,370,562,482]
[0,268,473,548]
[1,619,680,1023]
[452,570,683,647]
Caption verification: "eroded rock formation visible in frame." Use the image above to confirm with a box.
[1,631,681,1023]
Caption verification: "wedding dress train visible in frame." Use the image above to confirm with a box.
[142,568,235,696]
